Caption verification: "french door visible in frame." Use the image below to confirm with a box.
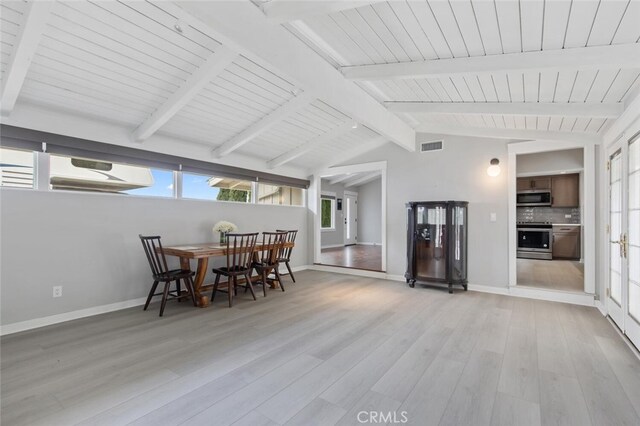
[608,132,640,348]
[344,192,357,246]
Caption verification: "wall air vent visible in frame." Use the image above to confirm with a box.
[420,140,443,153]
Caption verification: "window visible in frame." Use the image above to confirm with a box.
[321,197,335,230]
[49,154,174,197]
[182,173,251,202]
[0,147,35,189]
[257,183,304,206]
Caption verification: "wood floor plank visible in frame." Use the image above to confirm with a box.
[538,370,592,426]
[490,393,541,426]
[438,349,503,426]
[498,326,540,403]
[285,397,347,426]
[398,356,466,426]
[2,271,639,426]
[335,390,402,426]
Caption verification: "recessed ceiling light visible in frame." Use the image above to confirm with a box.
[352,122,358,129]
[174,20,183,33]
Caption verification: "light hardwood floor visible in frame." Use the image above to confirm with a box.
[517,258,585,292]
[2,271,639,426]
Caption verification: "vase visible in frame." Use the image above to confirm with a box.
[219,232,227,245]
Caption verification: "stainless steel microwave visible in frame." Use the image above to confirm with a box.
[516,190,552,207]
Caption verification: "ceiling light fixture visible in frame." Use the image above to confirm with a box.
[487,158,501,177]
[352,122,358,129]
[174,20,183,33]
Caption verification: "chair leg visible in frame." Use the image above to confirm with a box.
[185,277,197,307]
[285,260,295,283]
[159,281,170,317]
[176,279,181,302]
[274,266,285,292]
[245,273,257,301]
[144,280,159,310]
[261,270,268,297]
[211,273,221,302]
[228,277,233,308]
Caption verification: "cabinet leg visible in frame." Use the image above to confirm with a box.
[409,280,415,288]
[448,284,453,294]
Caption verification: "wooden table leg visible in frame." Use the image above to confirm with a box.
[181,257,209,307]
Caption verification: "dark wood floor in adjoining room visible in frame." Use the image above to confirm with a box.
[320,244,383,271]
[2,271,640,426]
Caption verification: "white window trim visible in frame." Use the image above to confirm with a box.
[320,191,336,231]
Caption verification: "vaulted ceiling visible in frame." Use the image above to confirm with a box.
[1,1,639,176]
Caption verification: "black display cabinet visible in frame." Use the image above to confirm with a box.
[405,201,468,293]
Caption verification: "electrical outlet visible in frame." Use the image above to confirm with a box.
[490,213,497,222]
[53,286,63,298]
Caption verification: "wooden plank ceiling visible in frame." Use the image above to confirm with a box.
[286,0,640,137]
[1,1,639,173]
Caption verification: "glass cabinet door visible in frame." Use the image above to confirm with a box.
[450,205,467,281]
[415,205,447,280]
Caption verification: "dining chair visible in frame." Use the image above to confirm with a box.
[276,229,298,283]
[252,231,288,296]
[211,233,259,308]
[139,235,197,317]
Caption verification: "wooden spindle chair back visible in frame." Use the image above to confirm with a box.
[259,231,287,265]
[224,233,259,272]
[276,229,298,261]
[139,235,170,278]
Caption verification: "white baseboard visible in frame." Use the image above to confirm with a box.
[468,284,510,296]
[321,244,344,249]
[357,242,382,246]
[509,286,595,306]
[309,264,388,280]
[595,299,607,316]
[0,297,148,336]
[1,264,313,336]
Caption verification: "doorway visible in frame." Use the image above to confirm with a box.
[313,161,387,272]
[607,132,640,349]
[344,191,357,245]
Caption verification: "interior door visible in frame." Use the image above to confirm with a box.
[608,132,640,349]
[344,193,357,246]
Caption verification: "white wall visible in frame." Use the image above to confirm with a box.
[320,179,349,247]
[0,189,307,326]
[516,148,584,175]
[338,134,510,286]
[356,177,382,244]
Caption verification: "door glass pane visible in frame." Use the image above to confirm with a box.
[630,283,640,322]
[612,271,622,304]
[610,150,622,305]
[629,138,640,321]
[415,206,447,280]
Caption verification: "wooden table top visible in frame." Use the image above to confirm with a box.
[160,242,294,259]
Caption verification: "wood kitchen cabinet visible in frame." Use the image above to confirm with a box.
[517,176,552,190]
[551,174,579,207]
[553,225,581,259]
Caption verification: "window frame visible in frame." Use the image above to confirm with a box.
[320,193,336,231]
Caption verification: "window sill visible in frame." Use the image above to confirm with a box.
[321,228,336,232]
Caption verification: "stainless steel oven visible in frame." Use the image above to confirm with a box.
[516,190,552,207]
[517,224,552,260]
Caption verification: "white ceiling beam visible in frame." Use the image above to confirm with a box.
[386,102,623,118]
[175,2,415,151]
[267,121,353,169]
[344,171,381,187]
[342,44,640,81]
[415,123,602,144]
[329,173,356,185]
[262,1,384,23]
[132,47,237,142]
[317,136,388,173]
[0,1,53,116]
[212,92,313,158]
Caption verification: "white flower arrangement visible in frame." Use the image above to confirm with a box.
[212,221,238,233]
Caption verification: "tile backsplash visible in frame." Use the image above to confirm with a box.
[517,207,581,224]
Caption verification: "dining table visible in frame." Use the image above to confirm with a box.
[159,241,294,307]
